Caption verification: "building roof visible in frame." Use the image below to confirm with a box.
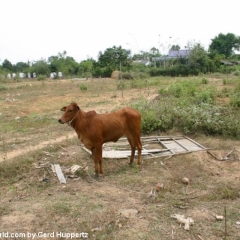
[152,50,191,61]
[169,50,190,58]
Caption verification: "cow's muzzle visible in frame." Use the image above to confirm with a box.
[58,119,64,124]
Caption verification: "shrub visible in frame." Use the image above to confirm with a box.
[149,65,200,77]
[131,99,161,134]
[232,70,240,76]
[79,83,88,91]
[132,79,240,138]
[201,78,209,84]
[37,75,46,81]
[121,72,133,80]
[193,89,216,104]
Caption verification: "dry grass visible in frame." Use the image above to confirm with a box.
[0,76,240,239]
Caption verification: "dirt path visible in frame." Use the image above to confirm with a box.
[0,133,77,162]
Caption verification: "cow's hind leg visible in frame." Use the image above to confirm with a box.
[128,136,142,167]
[136,139,142,166]
[126,137,136,165]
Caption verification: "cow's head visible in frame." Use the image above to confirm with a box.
[58,102,80,125]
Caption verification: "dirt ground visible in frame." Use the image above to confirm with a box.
[0,77,240,240]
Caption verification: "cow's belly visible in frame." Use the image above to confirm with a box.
[79,136,94,150]
[104,132,124,143]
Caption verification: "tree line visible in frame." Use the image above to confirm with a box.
[0,33,240,79]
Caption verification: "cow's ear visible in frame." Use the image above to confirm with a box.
[77,106,80,110]
[61,106,66,111]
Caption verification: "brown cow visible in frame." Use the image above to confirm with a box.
[58,102,142,176]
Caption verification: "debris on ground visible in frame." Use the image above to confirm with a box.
[207,148,239,161]
[53,164,66,184]
[215,215,224,221]
[171,214,194,230]
[182,177,189,185]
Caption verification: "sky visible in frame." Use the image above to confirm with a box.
[0,0,239,64]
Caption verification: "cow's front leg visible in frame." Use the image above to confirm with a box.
[97,145,104,176]
[94,145,103,177]
[91,148,99,176]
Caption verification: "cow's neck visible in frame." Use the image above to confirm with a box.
[71,110,87,135]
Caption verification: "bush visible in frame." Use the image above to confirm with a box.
[201,78,209,84]
[79,83,88,91]
[131,99,161,134]
[121,72,133,80]
[232,70,240,76]
[37,75,46,81]
[132,80,240,138]
[149,65,200,77]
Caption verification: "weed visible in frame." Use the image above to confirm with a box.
[79,83,88,91]
[229,82,240,107]
[201,78,209,84]
[230,92,240,107]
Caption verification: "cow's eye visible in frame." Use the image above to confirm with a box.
[68,109,73,113]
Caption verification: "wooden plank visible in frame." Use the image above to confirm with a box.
[172,138,190,151]
[54,164,67,184]
[184,136,206,150]
[82,147,169,158]
[102,149,167,158]
[157,138,176,154]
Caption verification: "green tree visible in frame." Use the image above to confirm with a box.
[98,46,131,72]
[2,59,13,71]
[78,59,95,77]
[209,33,240,58]
[132,47,161,61]
[170,45,181,51]
[188,44,212,73]
[31,60,50,76]
[149,47,160,56]
[14,62,29,72]
[48,55,61,72]
[62,56,79,76]
[48,51,78,76]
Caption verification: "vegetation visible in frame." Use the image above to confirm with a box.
[1,32,240,79]
[209,33,240,58]
[131,77,240,138]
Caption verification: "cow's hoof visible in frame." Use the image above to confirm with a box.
[128,162,133,167]
[93,174,104,181]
